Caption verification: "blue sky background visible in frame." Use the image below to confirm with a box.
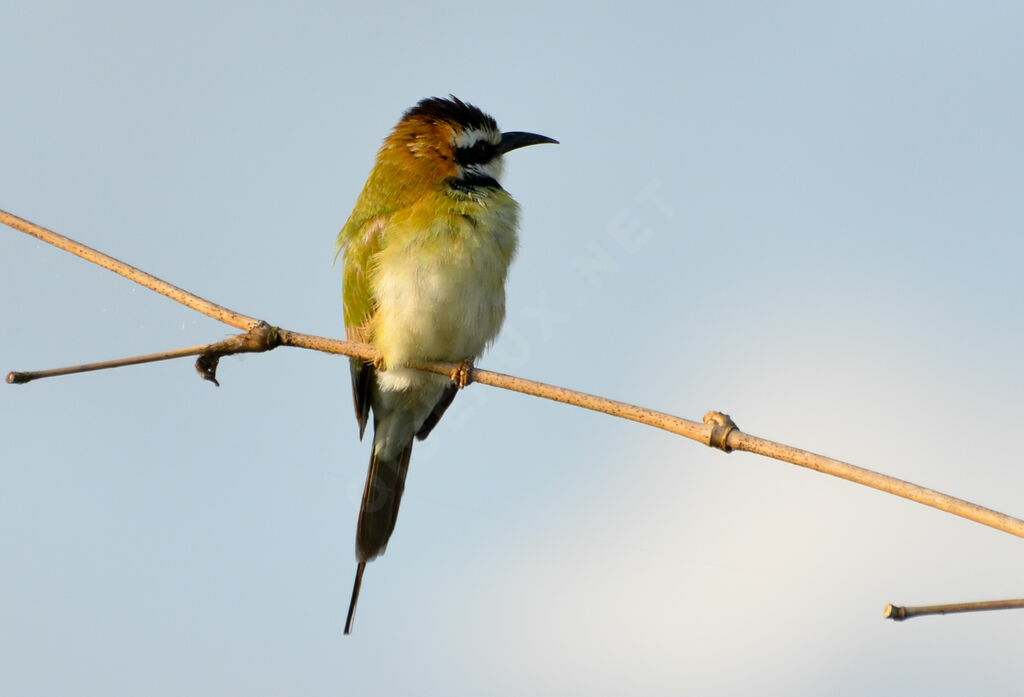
[3,2,1024,695]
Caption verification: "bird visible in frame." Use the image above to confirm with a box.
[336,96,556,634]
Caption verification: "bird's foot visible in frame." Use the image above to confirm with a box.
[450,358,474,389]
[372,354,386,371]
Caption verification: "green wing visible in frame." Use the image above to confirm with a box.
[339,211,382,440]
[337,157,435,325]
[337,157,430,437]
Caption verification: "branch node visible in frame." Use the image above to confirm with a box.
[703,411,737,452]
[194,322,282,386]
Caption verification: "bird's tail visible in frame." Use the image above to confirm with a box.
[344,562,365,634]
[344,441,413,634]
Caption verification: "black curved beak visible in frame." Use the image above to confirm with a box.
[498,131,559,154]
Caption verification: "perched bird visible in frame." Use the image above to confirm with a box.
[336,96,556,634]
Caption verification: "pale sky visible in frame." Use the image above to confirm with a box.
[3,2,1024,695]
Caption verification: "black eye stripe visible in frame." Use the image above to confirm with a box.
[455,140,497,165]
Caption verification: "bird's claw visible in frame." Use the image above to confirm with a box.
[450,359,474,389]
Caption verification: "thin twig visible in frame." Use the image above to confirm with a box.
[6,208,1024,547]
[885,599,1024,621]
[727,432,1024,539]
[7,343,215,384]
[0,209,259,331]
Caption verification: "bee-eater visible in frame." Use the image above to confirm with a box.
[336,96,556,634]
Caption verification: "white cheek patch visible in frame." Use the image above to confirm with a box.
[464,158,505,183]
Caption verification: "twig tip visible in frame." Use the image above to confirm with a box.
[884,604,906,621]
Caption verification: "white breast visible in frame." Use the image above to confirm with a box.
[371,216,516,392]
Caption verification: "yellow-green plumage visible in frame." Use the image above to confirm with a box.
[367,189,518,369]
[337,96,555,634]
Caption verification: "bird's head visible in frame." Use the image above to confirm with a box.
[380,96,557,190]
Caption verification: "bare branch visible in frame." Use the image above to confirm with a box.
[7,343,214,384]
[885,599,1024,622]
[6,323,283,386]
[728,431,1024,539]
[0,208,259,331]
[6,208,1024,549]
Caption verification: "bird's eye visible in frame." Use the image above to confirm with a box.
[456,139,495,165]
